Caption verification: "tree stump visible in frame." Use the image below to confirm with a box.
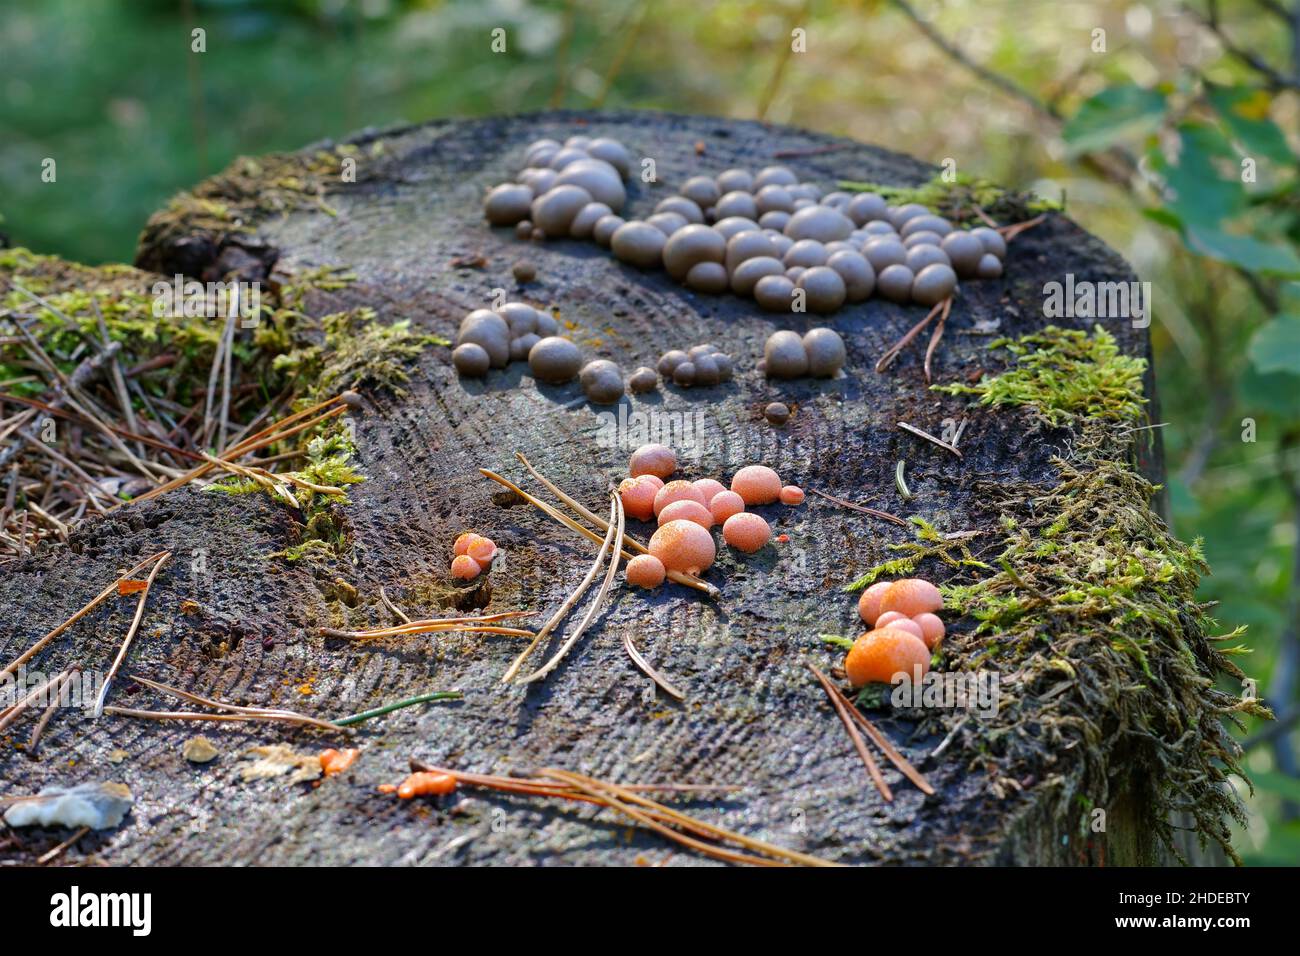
[1,111,1238,866]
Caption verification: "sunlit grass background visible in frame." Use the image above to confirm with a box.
[2,0,1297,864]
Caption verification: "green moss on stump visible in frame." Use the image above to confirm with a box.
[847,326,1270,864]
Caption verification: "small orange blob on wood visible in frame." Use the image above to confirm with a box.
[320,748,360,776]
[857,581,893,626]
[629,443,677,480]
[878,579,943,618]
[649,519,716,574]
[467,535,497,564]
[451,554,482,580]
[731,465,782,505]
[118,579,148,595]
[844,628,931,687]
[779,485,805,505]
[618,476,658,521]
[880,617,925,642]
[653,480,707,517]
[692,478,727,505]
[626,554,666,588]
[874,610,909,629]
[377,783,397,794]
[657,498,713,529]
[453,531,479,556]
[722,512,771,553]
[397,771,458,799]
[708,490,745,524]
[913,612,945,649]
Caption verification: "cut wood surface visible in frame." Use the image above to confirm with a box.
[0,111,1178,865]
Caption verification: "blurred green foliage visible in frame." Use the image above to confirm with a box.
[1,0,1297,863]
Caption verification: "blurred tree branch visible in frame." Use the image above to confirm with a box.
[1185,0,1300,90]
[886,0,1061,120]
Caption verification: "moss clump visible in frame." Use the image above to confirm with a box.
[212,425,365,565]
[845,517,989,591]
[272,307,447,403]
[135,144,384,268]
[848,325,1269,863]
[838,172,1061,226]
[0,249,232,405]
[932,325,1147,428]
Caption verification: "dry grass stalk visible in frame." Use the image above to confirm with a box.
[409,760,738,797]
[36,825,90,865]
[321,623,534,641]
[93,550,171,717]
[0,666,73,734]
[622,633,686,700]
[547,770,785,867]
[103,706,342,730]
[999,213,1047,241]
[119,395,349,508]
[480,468,718,598]
[896,420,963,458]
[809,664,893,802]
[519,490,625,685]
[876,299,946,373]
[322,610,536,641]
[504,492,619,683]
[408,759,832,866]
[543,768,840,867]
[807,488,907,526]
[923,296,954,383]
[28,666,80,753]
[113,673,345,732]
[834,684,936,796]
[378,585,412,624]
[1,550,169,679]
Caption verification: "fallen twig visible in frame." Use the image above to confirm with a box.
[808,488,907,526]
[876,299,947,373]
[923,296,953,383]
[1,551,168,679]
[809,664,893,802]
[36,826,90,865]
[482,467,718,598]
[519,490,623,685]
[93,551,171,717]
[623,634,686,700]
[897,420,963,459]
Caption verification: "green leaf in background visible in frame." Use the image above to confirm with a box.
[1252,771,1300,804]
[1062,83,1167,154]
[1186,225,1300,278]
[1153,123,1245,228]
[1239,364,1300,417]
[1207,85,1294,165]
[1247,313,1300,375]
